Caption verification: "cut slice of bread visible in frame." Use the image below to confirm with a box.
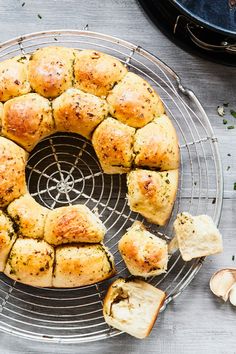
[103,278,166,339]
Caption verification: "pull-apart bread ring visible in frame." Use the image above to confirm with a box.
[0,46,179,288]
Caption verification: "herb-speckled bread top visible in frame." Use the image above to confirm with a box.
[0,46,179,288]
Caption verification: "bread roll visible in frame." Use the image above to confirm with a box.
[0,211,16,271]
[118,221,168,277]
[134,114,179,170]
[7,194,48,239]
[52,88,108,139]
[173,212,223,261]
[92,117,135,174]
[2,93,55,151]
[107,72,165,128]
[73,50,127,97]
[103,278,166,339]
[28,46,74,98]
[127,169,178,225]
[0,137,27,207]
[44,205,106,246]
[0,55,30,102]
[53,244,115,287]
[4,238,54,287]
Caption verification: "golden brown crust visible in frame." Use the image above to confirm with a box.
[107,72,165,128]
[44,205,106,246]
[28,46,74,98]
[92,117,135,174]
[0,137,27,207]
[103,278,166,339]
[4,238,54,287]
[118,221,168,277]
[134,114,179,170]
[127,169,179,225]
[0,210,16,271]
[2,93,55,151]
[52,88,108,139]
[0,55,31,102]
[0,102,3,131]
[53,244,116,287]
[7,193,48,239]
[73,50,127,97]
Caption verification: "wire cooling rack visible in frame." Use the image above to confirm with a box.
[0,30,223,343]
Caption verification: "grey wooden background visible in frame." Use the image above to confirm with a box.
[0,0,235,353]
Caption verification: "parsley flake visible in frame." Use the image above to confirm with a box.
[37,14,42,19]
[234,182,236,191]
[227,125,235,130]
[17,56,27,63]
[227,166,231,171]
[230,109,236,119]
[22,2,25,6]
[223,119,228,125]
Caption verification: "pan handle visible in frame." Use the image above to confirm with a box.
[173,15,236,54]
[186,23,236,54]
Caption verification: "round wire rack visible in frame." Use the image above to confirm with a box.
[0,30,223,343]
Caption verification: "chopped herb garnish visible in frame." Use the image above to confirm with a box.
[17,56,27,63]
[227,125,235,129]
[232,255,235,261]
[223,119,228,125]
[212,198,216,204]
[37,14,42,19]
[54,38,58,41]
[223,103,229,107]
[22,2,25,6]
[227,166,231,171]
[230,109,236,119]
[234,182,236,191]
[228,153,231,156]
[165,179,170,184]
[217,105,225,117]
[194,181,197,186]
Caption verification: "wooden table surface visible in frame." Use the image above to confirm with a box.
[0,0,235,353]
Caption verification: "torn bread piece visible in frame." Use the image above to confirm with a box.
[118,221,168,277]
[103,278,166,339]
[172,212,223,261]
